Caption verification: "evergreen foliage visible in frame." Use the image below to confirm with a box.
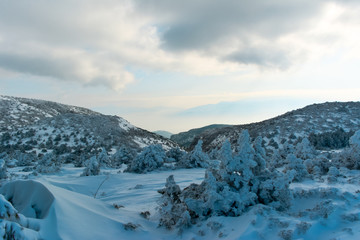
[158,130,293,229]
[81,156,100,176]
[125,144,167,173]
[176,140,209,169]
[309,128,353,150]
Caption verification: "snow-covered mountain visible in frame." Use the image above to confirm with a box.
[0,95,178,157]
[174,102,360,152]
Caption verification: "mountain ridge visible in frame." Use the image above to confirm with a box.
[0,95,178,158]
[171,101,360,152]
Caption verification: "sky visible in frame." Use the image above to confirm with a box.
[1,0,360,133]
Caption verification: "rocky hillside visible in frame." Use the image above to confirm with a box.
[170,124,229,149]
[0,95,178,156]
[180,102,360,152]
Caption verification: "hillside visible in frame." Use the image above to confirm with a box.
[170,124,230,149]
[0,95,178,157]
[179,102,360,152]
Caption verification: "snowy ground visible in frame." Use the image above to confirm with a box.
[2,165,360,240]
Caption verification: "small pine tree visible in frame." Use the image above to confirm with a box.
[253,136,267,175]
[158,175,191,230]
[0,159,7,179]
[295,138,317,160]
[125,144,166,173]
[327,166,340,183]
[98,147,111,167]
[36,153,61,173]
[158,131,293,228]
[111,146,136,167]
[176,140,209,169]
[166,147,186,163]
[81,156,100,176]
[285,154,308,182]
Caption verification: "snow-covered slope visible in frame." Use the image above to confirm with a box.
[0,95,98,131]
[2,165,360,240]
[180,102,360,152]
[0,96,178,157]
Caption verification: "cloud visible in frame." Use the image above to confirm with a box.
[224,46,291,69]
[0,0,141,90]
[136,0,360,69]
[0,0,360,90]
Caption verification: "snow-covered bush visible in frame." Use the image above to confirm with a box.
[0,194,37,239]
[335,130,360,170]
[81,156,100,176]
[98,147,111,167]
[279,142,295,159]
[166,147,186,163]
[285,154,308,182]
[295,138,317,160]
[253,136,267,175]
[158,175,191,230]
[13,151,36,167]
[35,153,61,173]
[327,166,340,183]
[303,153,331,177]
[268,149,284,169]
[0,159,7,179]
[125,144,167,173]
[176,140,209,169]
[158,130,293,228]
[111,146,136,167]
[258,171,293,211]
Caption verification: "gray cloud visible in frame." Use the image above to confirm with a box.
[0,0,360,86]
[136,0,360,69]
[224,47,291,69]
[138,0,324,50]
[0,0,137,90]
[0,53,78,80]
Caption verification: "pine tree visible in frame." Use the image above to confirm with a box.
[36,153,61,173]
[176,140,209,169]
[81,156,100,176]
[125,144,167,173]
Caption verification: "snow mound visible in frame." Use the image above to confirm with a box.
[0,180,54,219]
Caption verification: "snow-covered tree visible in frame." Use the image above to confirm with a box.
[158,130,293,229]
[268,149,284,169]
[258,170,293,210]
[0,159,7,179]
[253,136,267,175]
[81,156,100,176]
[166,147,186,163]
[111,146,136,167]
[295,138,317,160]
[336,130,360,170]
[285,154,308,182]
[158,175,191,230]
[13,151,35,167]
[279,142,295,159]
[222,130,258,192]
[35,153,61,173]
[327,166,340,183]
[98,147,111,167]
[176,140,209,169]
[125,144,167,173]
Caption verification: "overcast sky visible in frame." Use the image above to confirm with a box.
[1,0,360,133]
